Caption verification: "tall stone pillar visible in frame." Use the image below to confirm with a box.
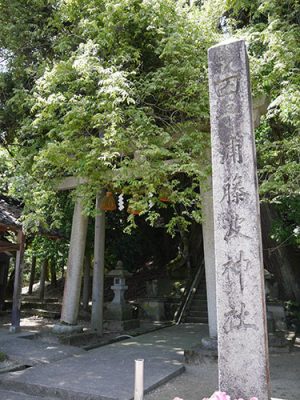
[208,39,270,399]
[82,255,91,311]
[91,192,106,334]
[11,230,25,332]
[202,172,217,338]
[60,198,88,325]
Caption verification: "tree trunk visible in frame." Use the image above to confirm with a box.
[261,203,300,302]
[45,260,50,282]
[28,256,36,295]
[39,259,48,301]
[50,259,57,287]
[189,222,204,271]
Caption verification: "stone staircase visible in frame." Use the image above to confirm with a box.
[182,278,208,324]
[5,297,62,319]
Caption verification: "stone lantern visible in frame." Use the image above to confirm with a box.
[105,260,139,331]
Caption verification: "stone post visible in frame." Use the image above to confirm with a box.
[202,172,217,338]
[10,230,25,332]
[60,198,88,325]
[82,255,91,311]
[91,192,106,334]
[208,39,270,400]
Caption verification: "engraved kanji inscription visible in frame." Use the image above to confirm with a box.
[223,302,257,334]
[222,174,248,205]
[219,51,242,76]
[220,133,243,164]
[218,209,250,242]
[215,75,239,97]
[222,251,251,293]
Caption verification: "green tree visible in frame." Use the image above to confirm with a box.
[1,0,220,235]
[225,0,300,246]
[1,0,298,255]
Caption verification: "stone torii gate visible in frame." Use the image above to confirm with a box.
[55,178,105,334]
[54,42,268,340]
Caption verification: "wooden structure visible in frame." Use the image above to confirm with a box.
[0,196,25,332]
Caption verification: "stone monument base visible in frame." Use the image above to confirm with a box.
[184,337,218,364]
[184,345,218,365]
[9,326,21,334]
[105,303,133,321]
[137,298,166,321]
[104,319,140,332]
[185,331,290,363]
[268,333,290,353]
[201,336,218,351]
[52,323,83,335]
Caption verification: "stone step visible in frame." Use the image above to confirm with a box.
[5,300,62,312]
[194,290,206,295]
[192,295,207,301]
[187,310,208,318]
[184,316,208,323]
[23,297,60,303]
[196,283,206,289]
[26,309,61,319]
[190,303,208,312]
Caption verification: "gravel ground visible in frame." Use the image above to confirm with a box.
[145,362,218,400]
[1,312,299,400]
[145,337,300,400]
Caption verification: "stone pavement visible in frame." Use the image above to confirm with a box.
[0,324,208,400]
[0,390,57,400]
[0,330,85,366]
[1,324,299,400]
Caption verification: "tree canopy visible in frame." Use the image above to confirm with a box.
[0,0,299,246]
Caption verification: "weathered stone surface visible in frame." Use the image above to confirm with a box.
[57,176,87,191]
[9,326,21,334]
[202,171,217,338]
[184,346,218,365]
[137,299,166,321]
[60,198,88,325]
[104,319,140,332]
[208,39,270,400]
[105,303,133,321]
[52,323,83,335]
[0,390,57,400]
[0,337,85,366]
[201,336,218,351]
[91,193,106,334]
